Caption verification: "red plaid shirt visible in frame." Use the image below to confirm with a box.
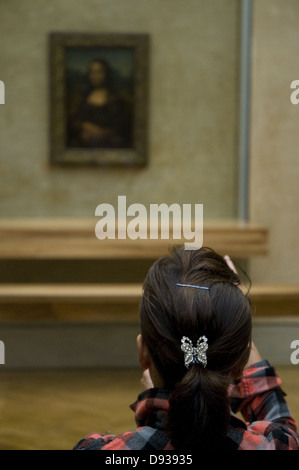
[73,360,299,450]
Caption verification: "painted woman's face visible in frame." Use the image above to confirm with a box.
[88,61,106,87]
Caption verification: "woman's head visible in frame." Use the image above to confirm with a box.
[139,245,252,450]
[87,58,113,89]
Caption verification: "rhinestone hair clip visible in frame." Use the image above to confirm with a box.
[176,283,209,290]
[181,336,208,369]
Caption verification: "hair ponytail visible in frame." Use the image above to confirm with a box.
[140,246,252,451]
[168,365,231,450]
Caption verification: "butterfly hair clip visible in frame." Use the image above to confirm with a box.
[181,335,208,369]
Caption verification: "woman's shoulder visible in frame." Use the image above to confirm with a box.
[227,417,299,450]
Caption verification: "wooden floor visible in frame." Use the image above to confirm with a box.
[0,367,298,450]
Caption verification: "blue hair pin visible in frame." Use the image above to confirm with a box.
[176,283,209,290]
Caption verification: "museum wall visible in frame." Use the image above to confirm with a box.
[0,0,240,219]
[249,0,299,283]
[1,0,298,286]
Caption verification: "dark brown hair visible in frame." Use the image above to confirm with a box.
[139,246,252,450]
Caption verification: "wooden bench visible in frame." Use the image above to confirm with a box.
[0,218,268,258]
[1,218,296,322]
[0,284,298,322]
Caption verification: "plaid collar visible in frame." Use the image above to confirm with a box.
[130,388,170,432]
[130,387,247,433]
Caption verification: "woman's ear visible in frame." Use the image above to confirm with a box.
[136,334,151,370]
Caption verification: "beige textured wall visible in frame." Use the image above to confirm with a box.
[0,0,240,219]
[249,0,299,283]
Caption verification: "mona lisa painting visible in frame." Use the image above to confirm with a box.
[49,33,149,166]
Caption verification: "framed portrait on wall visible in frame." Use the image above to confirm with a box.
[49,33,149,166]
